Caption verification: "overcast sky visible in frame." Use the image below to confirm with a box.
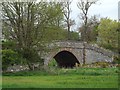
[37,0,119,31]
[70,0,120,30]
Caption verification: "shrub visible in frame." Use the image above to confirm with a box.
[48,59,57,67]
[2,40,16,50]
[112,55,119,64]
[2,49,24,71]
[91,62,109,68]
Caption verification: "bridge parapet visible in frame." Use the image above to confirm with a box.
[85,43,115,58]
[55,41,84,48]
[47,41,116,58]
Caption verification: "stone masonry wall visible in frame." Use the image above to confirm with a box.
[44,41,115,66]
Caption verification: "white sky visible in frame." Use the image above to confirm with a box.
[70,0,120,31]
[37,0,120,31]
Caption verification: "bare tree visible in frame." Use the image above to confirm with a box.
[79,15,100,42]
[78,0,98,41]
[77,0,98,65]
[63,0,75,40]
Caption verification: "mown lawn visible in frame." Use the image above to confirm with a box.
[2,67,119,88]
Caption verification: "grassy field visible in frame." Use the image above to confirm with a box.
[0,76,2,89]
[2,67,119,88]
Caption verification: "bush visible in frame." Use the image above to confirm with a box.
[91,62,109,68]
[48,59,57,67]
[112,55,119,64]
[2,49,24,71]
[2,40,16,50]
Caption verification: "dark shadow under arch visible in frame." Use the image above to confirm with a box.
[53,50,80,68]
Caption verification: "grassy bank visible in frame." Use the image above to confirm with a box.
[2,67,119,88]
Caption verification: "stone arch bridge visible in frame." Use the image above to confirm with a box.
[42,41,115,68]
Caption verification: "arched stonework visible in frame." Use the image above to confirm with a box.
[43,41,115,67]
[44,47,83,66]
[54,50,80,68]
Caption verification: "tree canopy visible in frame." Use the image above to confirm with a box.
[2,1,79,70]
[97,18,119,52]
[2,2,66,70]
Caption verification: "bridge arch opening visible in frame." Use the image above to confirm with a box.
[53,50,80,68]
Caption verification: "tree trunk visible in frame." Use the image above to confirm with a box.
[68,23,70,40]
[27,61,34,71]
[83,42,86,65]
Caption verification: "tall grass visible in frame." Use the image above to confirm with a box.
[3,67,119,76]
[2,67,118,88]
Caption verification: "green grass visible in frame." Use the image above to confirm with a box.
[0,76,2,89]
[2,67,119,88]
